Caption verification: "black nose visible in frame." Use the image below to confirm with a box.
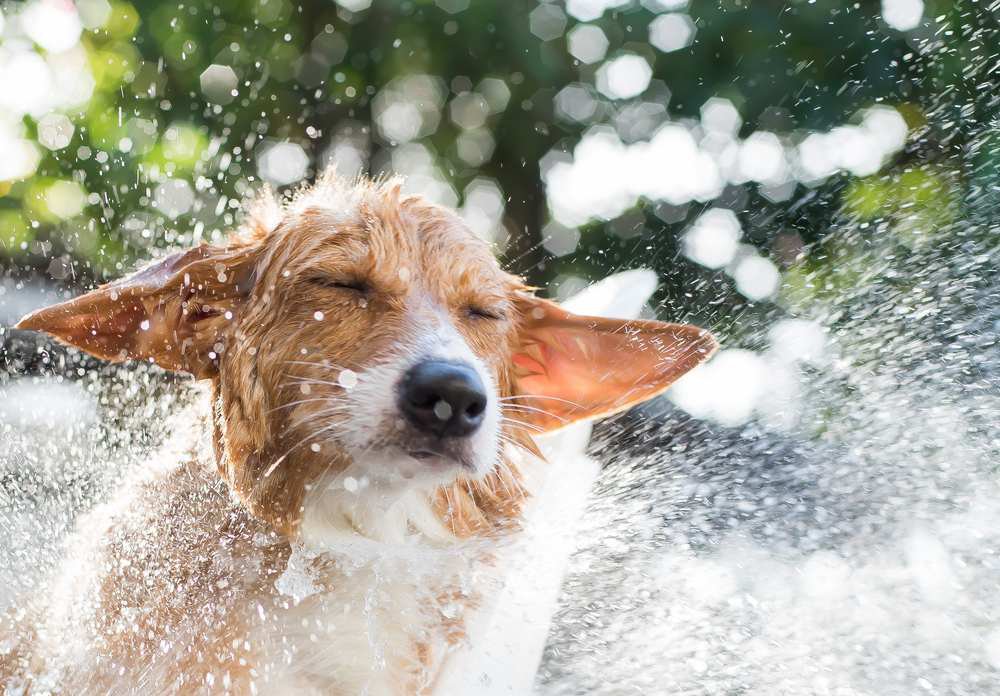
[398,360,488,438]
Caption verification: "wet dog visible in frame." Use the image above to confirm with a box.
[2,171,716,694]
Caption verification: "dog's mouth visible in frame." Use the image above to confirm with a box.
[408,448,440,461]
[407,448,474,471]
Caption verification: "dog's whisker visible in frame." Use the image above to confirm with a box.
[282,374,352,385]
[497,394,585,409]
[268,396,344,413]
[262,453,288,478]
[282,358,356,371]
[491,455,525,498]
[500,404,567,422]
[267,418,348,467]
[280,374,360,389]
[500,417,545,433]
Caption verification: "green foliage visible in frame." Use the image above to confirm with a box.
[0,0,991,310]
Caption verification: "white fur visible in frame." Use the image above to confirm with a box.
[258,296,512,693]
[321,315,501,487]
[257,463,508,695]
[30,300,514,694]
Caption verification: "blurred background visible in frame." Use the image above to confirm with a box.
[0,0,971,321]
[3,0,1000,694]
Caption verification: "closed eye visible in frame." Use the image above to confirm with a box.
[466,305,506,321]
[308,276,370,294]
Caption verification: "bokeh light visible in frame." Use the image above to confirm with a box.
[3,1,999,693]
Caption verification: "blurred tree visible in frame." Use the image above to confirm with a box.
[0,0,986,336]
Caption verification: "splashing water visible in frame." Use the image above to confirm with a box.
[0,367,197,609]
[6,199,999,695]
[536,163,1000,696]
[3,224,1000,689]
[3,2,1000,693]
[4,151,1000,696]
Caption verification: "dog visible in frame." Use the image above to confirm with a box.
[2,171,717,695]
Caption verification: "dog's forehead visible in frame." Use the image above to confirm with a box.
[284,199,507,289]
[411,209,506,282]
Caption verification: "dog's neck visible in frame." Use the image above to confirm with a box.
[298,473,457,549]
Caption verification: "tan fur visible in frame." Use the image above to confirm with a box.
[212,177,536,536]
[4,172,717,694]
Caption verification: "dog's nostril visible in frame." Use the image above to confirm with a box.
[398,360,488,439]
[465,398,485,418]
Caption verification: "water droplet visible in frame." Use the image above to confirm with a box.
[338,369,358,389]
[433,400,453,421]
[313,310,325,321]
[309,443,321,453]
[139,319,150,331]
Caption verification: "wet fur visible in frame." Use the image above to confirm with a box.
[1,172,717,694]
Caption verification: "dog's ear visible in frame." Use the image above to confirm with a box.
[510,294,718,432]
[15,244,258,378]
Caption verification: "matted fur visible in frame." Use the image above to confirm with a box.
[3,172,717,694]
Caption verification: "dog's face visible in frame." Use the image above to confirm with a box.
[16,174,717,535]
[245,189,519,489]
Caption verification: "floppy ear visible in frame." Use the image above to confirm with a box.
[510,294,718,432]
[14,244,258,378]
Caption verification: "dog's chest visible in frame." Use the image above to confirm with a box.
[251,537,479,695]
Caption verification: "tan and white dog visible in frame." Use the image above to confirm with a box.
[2,171,717,695]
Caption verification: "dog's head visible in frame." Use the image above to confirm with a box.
[16,173,716,536]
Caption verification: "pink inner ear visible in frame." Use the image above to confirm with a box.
[512,352,546,375]
[510,301,718,433]
[517,331,606,392]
